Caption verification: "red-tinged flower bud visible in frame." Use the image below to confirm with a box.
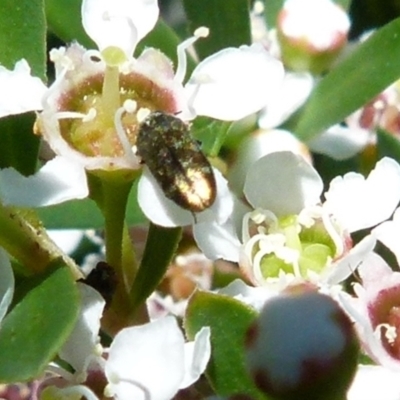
[244,288,359,400]
[277,0,350,74]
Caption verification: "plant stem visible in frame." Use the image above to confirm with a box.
[0,203,82,279]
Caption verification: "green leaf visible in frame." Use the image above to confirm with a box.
[0,264,79,382]
[0,114,40,175]
[377,128,400,161]
[0,0,46,79]
[191,116,234,157]
[336,0,351,10]
[0,0,45,175]
[294,17,400,141]
[185,291,267,399]
[264,0,284,28]
[46,0,94,48]
[182,0,251,60]
[37,180,146,229]
[130,224,182,308]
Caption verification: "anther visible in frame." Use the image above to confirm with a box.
[174,26,210,84]
[114,106,138,164]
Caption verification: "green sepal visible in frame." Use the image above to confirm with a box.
[184,290,268,399]
[0,263,79,382]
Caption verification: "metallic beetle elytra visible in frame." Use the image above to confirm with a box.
[136,111,216,213]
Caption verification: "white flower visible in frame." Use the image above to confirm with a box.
[57,283,106,380]
[373,207,400,265]
[194,152,400,288]
[0,156,88,208]
[0,0,285,227]
[279,0,350,52]
[0,60,47,118]
[105,317,210,400]
[49,288,211,400]
[339,252,400,371]
[347,365,400,400]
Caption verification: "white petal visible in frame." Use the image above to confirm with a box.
[106,316,185,400]
[59,283,105,375]
[0,156,89,207]
[348,365,400,400]
[373,207,400,265]
[228,129,310,194]
[0,248,14,323]
[218,279,274,311]
[180,327,211,388]
[308,125,371,160]
[259,72,314,129]
[185,44,284,121]
[0,59,46,117]
[81,0,159,56]
[244,151,323,215]
[324,157,400,232]
[193,219,241,262]
[137,167,233,227]
[47,230,84,255]
[323,234,376,285]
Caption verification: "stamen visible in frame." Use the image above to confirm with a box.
[57,385,99,400]
[114,106,137,164]
[321,210,344,256]
[375,323,397,344]
[253,0,265,14]
[174,26,209,84]
[56,110,97,121]
[46,363,74,382]
[136,107,151,123]
[104,377,151,400]
[83,108,97,122]
[55,108,97,122]
[123,99,137,113]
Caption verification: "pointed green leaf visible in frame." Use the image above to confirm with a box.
[183,0,251,60]
[0,264,79,382]
[46,0,94,48]
[0,0,46,79]
[185,291,268,399]
[0,0,45,175]
[130,224,182,308]
[294,17,400,141]
[0,114,40,175]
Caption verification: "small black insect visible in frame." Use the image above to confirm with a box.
[136,111,216,213]
[79,261,117,306]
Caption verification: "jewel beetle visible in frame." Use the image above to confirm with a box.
[136,111,216,213]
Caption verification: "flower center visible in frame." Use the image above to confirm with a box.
[56,53,179,159]
[370,285,400,360]
[242,206,339,282]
